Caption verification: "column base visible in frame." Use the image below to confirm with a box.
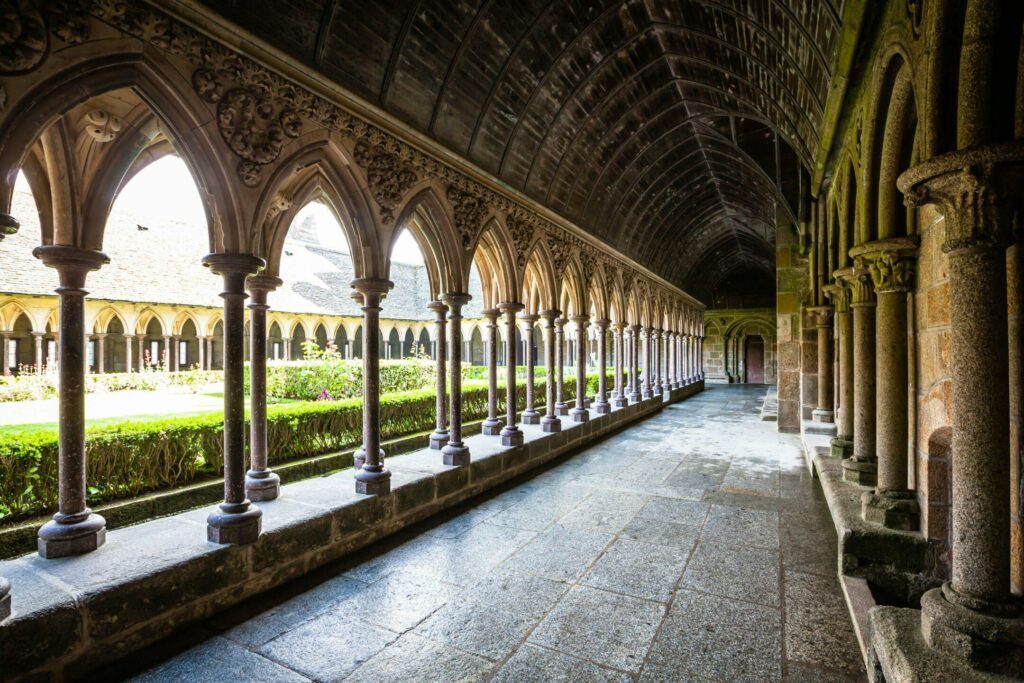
[593,401,611,414]
[442,441,471,466]
[354,466,392,495]
[0,577,9,623]
[37,511,107,559]
[611,396,628,408]
[830,436,854,458]
[500,426,524,447]
[842,456,878,485]
[627,392,640,404]
[554,402,569,416]
[862,490,920,530]
[921,584,1024,675]
[353,448,386,470]
[571,407,590,423]
[429,430,449,450]
[541,416,561,433]
[207,503,262,545]
[482,418,503,436]
[641,389,654,399]
[521,409,541,425]
[812,408,835,423]
[245,469,281,502]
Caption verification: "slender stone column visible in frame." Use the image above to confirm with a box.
[829,276,855,457]
[33,246,109,558]
[901,146,1024,669]
[670,333,679,388]
[95,334,105,373]
[540,310,561,433]
[481,309,503,435]
[136,334,145,371]
[842,264,878,485]
[628,324,640,401]
[641,327,653,399]
[521,313,540,424]
[427,301,449,449]
[593,318,610,413]
[245,274,282,502]
[0,224,13,612]
[351,278,394,493]
[33,332,43,372]
[202,253,264,543]
[1,333,8,376]
[499,303,524,445]
[808,305,835,424]
[124,333,133,373]
[649,329,660,394]
[571,315,590,422]
[161,335,171,370]
[854,238,919,530]
[554,317,568,415]
[611,322,627,408]
[441,293,472,465]
[196,333,204,371]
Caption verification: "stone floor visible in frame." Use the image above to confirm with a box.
[122,385,864,682]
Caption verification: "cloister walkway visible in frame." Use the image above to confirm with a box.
[125,385,864,682]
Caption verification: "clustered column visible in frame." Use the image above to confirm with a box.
[593,318,610,413]
[856,239,919,530]
[34,245,110,558]
[203,253,265,543]
[541,309,561,432]
[499,302,524,446]
[245,274,282,502]
[481,308,502,435]
[901,147,1024,669]
[571,315,590,422]
[612,322,627,407]
[521,313,540,424]
[441,293,472,466]
[428,301,449,449]
[352,278,393,495]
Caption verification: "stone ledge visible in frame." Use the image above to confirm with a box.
[801,420,833,474]
[0,391,692,680]
[869,606,1015,683]
[813,454,944,607]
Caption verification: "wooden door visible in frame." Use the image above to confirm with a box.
[745,336,765,384]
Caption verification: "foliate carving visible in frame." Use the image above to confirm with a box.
[907,0,924,39]
[446,186,487,249]
[507,214,535,269]
[548,231,575,276]
[579,248,597,284]
[0,1,47,73]
[865,250,915,293]
[43,1,90,45]
[843,262,875,305]
[83,110,123,142]
[354,140,417,223]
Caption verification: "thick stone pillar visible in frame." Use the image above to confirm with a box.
[521,314,540,425]
[829,277,855,457]
[808,306,835,424]
[554,317,568,415]
[427,301,449,449]
[481,308,503,435]
[441,293,472,465]
[352,278,393,493]
[124,333,133,374]
[641,327,653,399]
[593,318,610,413]
[203,254,264,543]
[842,265,878,485]
[500,302,524,446]
[901,146,1024,671]
[245,275,282,502]
[854,238,918,530]
[33,246,109,558]
[612,322,627,408]
[540,310,561,433]
[571,315,590,422]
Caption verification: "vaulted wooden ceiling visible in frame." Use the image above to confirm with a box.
[200,0,844,303]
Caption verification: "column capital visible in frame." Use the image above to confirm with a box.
[555,317,567,328]
[440,291,472,308]
[593,318,611,329]
[0,212,19,240]
[351,277,393,296]
[823,282,850,313]
[540,308,560,320]
[570,314,589,327]
[852,237,918,294]
[94,332,107,340]
[807,305,834,328]
[33,245,109,289]
[613,321,627,331]
[899,141,1024,254]
[482,308,501,322]
[519,313,538,326]
[498,301,525,314]
[426,300,448,320]
[838,263,876,306]
[246,274,282,306]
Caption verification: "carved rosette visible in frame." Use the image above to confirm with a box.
[354,140,417,223]
[0,1,47,74]
[446,186,487,250]
[899,143,1024,255]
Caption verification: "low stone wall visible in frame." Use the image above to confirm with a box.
[0,382,703,680]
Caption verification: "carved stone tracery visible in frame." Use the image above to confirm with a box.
[446,186,488,250]
[353,140,417,224]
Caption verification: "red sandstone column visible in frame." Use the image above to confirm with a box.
[441,292,472,465]
[246,275,282,502]
[204,254,264,543]
[427,301,449,449]
[34,246,109,558]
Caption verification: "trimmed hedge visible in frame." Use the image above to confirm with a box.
[0,369,224,402]
[0,373,619,522]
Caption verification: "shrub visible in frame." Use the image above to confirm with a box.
[0,368,224,402]
[0,371,620,522]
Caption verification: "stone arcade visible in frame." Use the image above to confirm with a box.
[0,1,1022,681]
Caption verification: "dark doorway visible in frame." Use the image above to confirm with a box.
[745,335,765,384]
